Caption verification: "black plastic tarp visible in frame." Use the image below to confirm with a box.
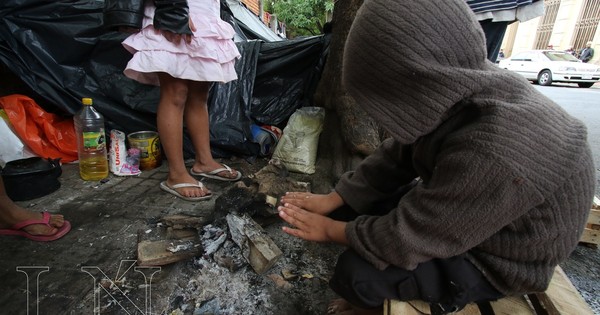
[0,0,329,158]
[252,36,329,126]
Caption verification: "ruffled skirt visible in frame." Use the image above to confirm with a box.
[122,0,240,85]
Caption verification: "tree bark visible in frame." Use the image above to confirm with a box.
[313,0,381,182]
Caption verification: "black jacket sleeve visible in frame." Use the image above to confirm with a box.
[104,0,145,31]
[153,0,193,35]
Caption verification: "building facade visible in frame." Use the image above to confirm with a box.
[240,0,286,38]
[502,0,600,63]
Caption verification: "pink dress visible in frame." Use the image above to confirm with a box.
[122,0,240,86]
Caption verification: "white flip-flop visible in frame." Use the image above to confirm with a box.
[190,164,242,182]
[159,181,212,201]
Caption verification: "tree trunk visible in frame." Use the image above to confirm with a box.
[313,0,381,183]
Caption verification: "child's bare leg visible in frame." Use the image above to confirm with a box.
[157,73,209,198]
[186,81,239,179]
[0,177,64,235]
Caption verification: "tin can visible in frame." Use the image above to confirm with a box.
[127,131,162,170]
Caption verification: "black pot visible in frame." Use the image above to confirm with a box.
[1,157,62,201]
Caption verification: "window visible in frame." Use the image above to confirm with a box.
[572,0,600,53]
[533,0,561,49]
[511,52,528,61]
[523,52,536,61]
[544,51,580,62]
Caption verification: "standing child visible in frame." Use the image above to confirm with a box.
[106,0,242,201]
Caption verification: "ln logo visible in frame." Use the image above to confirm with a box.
[18,260,161,314]
[17,266,49,315]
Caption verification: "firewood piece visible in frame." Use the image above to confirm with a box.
[161,214,211,229]
[137,240,201,266]
[166,227,199,240]
[226,213,282,274]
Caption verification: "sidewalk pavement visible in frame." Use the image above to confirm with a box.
[1,157,598,314]
[0,157,287,314]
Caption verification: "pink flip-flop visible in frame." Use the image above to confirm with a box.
[0,211,71,242]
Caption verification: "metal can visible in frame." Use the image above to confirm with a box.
[127,131,162,170]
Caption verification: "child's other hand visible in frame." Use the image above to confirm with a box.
[280,191,344,216]
[278,202,348,244]
[118,27,140,33]
[159,19,196,44]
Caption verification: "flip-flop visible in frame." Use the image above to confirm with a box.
[190,164,242,182]
[0,211,71,242]
[159,181,212,201]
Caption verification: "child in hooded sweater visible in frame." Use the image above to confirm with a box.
[278,0,595,314]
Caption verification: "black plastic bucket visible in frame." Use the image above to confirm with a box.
[1,157,62,201]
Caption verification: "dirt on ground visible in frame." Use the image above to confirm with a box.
[1,156,598,315]
[157,160,346,315]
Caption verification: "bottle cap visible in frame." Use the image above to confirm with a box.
[82,98,93,105]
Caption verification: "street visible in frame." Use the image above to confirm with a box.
[533,83,600,314]
[533,83,600,196]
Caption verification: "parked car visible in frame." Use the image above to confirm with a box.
[498,50,600,88]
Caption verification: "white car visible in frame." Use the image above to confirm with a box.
[498,50,600,88]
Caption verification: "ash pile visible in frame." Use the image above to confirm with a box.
[140,164,345,315]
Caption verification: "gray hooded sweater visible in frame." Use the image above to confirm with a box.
[335,0,595,296]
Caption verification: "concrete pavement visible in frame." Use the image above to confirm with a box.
[1,156,598,314]
[0,158,276,314]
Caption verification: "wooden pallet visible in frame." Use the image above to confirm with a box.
[580,196,600,246]
[383,266,594,315]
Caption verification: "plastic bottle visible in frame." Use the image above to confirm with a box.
[251,124,275,156]
[74,98,109,181]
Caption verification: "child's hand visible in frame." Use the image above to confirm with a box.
[278,202,348,244]
[280,191,344,216]
[159,18,196,44]
[118,27,140,33]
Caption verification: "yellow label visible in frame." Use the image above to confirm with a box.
[83,129,106,150]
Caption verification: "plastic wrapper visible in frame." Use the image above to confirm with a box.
[109,129,141,176]
[0,95,78,162]
[0,112,36,168]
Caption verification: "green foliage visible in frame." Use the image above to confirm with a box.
[268,0,334,37]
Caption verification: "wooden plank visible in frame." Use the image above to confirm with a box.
[384,300,426,315]
[586,209,600,226]
[580,206,599,245]
[580,227,600,245]
[527,293,561,315]
[490,296,535,315]
[592,196,600,209]
[384,266,593,315]
[386,296,534,315]
[137,240,201,266]
[546,266,595,315]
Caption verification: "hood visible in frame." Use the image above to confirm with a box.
[342,0,497,144]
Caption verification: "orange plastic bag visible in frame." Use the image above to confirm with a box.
[0,94,77,162]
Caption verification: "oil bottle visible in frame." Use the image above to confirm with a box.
[74,97,109,180]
